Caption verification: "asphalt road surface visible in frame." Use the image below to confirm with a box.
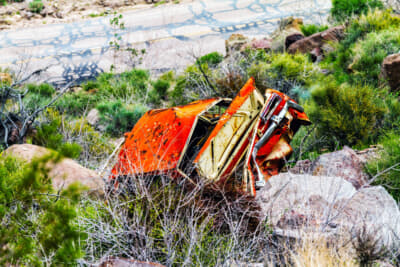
[0,0,331,85]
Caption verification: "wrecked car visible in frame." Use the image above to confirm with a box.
[110,78,311,196]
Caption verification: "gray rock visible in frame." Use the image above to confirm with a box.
[290,146,369,189]
[87,108,100,127]
[256,173,400,252]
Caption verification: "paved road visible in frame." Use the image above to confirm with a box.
[0,0,331,85]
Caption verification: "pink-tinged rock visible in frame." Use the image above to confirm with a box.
[2,144,103,191]
[225,33,249,56]
[290,146,369,189]
[287,26,345,55]
[285,33,304,50]
[256,173,400,252]
[381,53,400,92]
[241,38,272,52]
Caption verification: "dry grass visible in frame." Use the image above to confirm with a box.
[291,234,357,267]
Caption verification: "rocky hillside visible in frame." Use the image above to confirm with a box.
[1,0,400,265]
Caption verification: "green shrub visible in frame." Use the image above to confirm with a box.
[365,132,400,201]
[348,29,400,86]
[33,110,82,159]
[326,10,400,80]
[170,76,186,106]
[27,83,55,97]
[300,24,329,36]
[0,155,85,265]
[55,91,101,117]
[159,70,175,82]
[247,52,321,100]
[306,78,386,148]
[23,83,56,109]
[331,0,384,22]
[29,0,44,13]
[97,101,148,136]
[197,52,224,66]
[152,79,170,97]
[82,80,99,91]
[96,69,150,102]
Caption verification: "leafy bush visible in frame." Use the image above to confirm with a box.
[152,79,170,97]
[0,155,84,265]
[27,83,55,97]
[29,0,44,13]
[247,52,321,100]
[326,10,400,81]
[55,91,102,117]
[306,78,386,148]
[96,101,148,136]
[97,69,150,102]
[197,52,224,66]
[300,24,329,36]
[366,132,400,201]
[331,0,384,22]
[348,29,400,86]
[33,109,82,159]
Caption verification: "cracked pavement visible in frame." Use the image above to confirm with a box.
[0,0,331,85]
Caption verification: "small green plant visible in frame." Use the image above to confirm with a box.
[0,155,85,265]
[300,24,329,36]
[197,52,224,66]
[306,78,386,148]
[331,0,384,22]
[154,0,166,7]
[29,0,44,13]
[366,131,400,201]
[27,83,55,97]
[96,101,148,136]
[347,29,400,86]
[152,79,170,97]
[109,12,125,55]
[33,109,82,159]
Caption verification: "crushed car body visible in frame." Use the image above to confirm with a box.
[110,78,311,196]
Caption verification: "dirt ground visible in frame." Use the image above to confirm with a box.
[0,0,192,30]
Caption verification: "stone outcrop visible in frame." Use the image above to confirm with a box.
[287,25,345,56]
[284,33,304,50]
[3,144,103,191]
[256,173,400,252]
[87,108,100,127]
[290,146,372,189]
[241,38,271,52]
[225,34,249,56]
[381,53,400,92]
[270,17,303,52]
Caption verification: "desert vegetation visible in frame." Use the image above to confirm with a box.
[1,0,400,265]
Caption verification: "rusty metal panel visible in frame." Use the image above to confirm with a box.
[110,98,222,179]
[194,78,264,182]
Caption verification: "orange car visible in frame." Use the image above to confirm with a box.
[110,78,311,196]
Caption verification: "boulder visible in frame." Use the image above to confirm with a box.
[290,146,369,189]
[381,53,400,92]
[98,257,165,267]
[285,33,304,50]
[86,108,100,127]
[241,38,271,52]
[3,144,103,191]
[0,73,12,84]
[225,34,249,56]
[256,173,400,252]
[287,26,345,56]
[270,17,303,52]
